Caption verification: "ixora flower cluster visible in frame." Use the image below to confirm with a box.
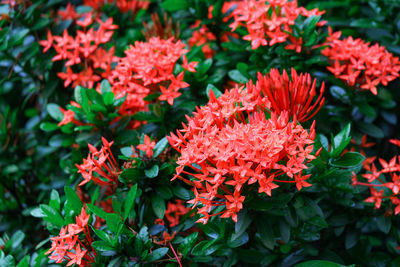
[168,68,324,223]
[39,12,118,89]
[46,208,96,266]
[76,137,120,187]
[229,0,325,50]
[352,140,400,214]
[322,34,400,95]
[83,0,149,13]
[109,37,197,121]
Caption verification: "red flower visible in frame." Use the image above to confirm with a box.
[390,139,400,147]
[322,36,400,95]
[255,68,325,122]
[168,76,320,223]
[109,36,191,123]
[40,15,118,89]
[76,137,120,187]
[164,200,191,227]
[365,188,384,209]
[47,208,96,266]
[188,23,216,58]
[137,135,156,158]
[229,0,325,51]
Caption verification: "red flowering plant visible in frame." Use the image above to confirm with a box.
[322,32,400,95]
[39,11,119,89]
[228,0,326,51]
[5,0,400,266]
[167,68,324,223]
[351,139,400,214]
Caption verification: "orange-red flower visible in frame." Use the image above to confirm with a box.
[40,12,118,89]
[188,22,216,59]
[137,135,156,158]
[76,137,120,187]
[353,139,400,214]
[255,68,325,122]
[322,35,400,95]
[83,0,149,13]
[164,200,191,227]
[46,208,96,266]
[168,75,321,223]
[109,37,194,126]
[229,0,325,50]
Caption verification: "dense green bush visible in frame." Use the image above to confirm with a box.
[1,0,400,266]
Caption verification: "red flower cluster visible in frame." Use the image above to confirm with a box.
[154,200,191,227]
[136,134,156,158]
[168,69,323,223]
[188,22,217,59]
[57,101,87,127]
[39,12,118,88]
[254,68,325,122]
[76,137,120,187]
[322,34,400,95]
[83,0,149,13]
[165,200,191,227]
[109,37,195,119]
[46,208,96,266]
[229,0,325,50]
[352,139,400,214]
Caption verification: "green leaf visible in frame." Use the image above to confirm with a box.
[197,58,213,76]
[228,70,249,83]
[138,226,149,243]
[74,86,90,113]
[120,146,134,157]
[92,227,112,243]
[206,84,223,100]
[345,231,359,249]
[294,260,349,267]
[0,255,15,267]
[308,216,329,228]
[330,152,365,168]
[64,186,83,214]
[103,92,115,107]
[279,221,290,243]
[40,204,64,226]
[357,102,376,119]
[333,123,351,149]
[172,186,191,200]
[30,207,45,218]
[46,103,64,121]
[10,231,25,250]
[356,122,384,138]
[119,168,141,182]
[145,165,159,178]
[257,219,274,250]
[234,210,251,237]
[40,122,58,132]
[376,215,392,234]
[153,137,169,158]
[152,194,166,219]
[92,241,115,252]
[49,189,60,211]
[87,203,108,220]
[161,0,188,11]
[331,123,351,158]
[179,232,198,257]
[16,255,30,267]
[146,247,169,262]
[100,79,112,94]
[106,213,123,233]
[228,232,249,248]
[123,184,138,219]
